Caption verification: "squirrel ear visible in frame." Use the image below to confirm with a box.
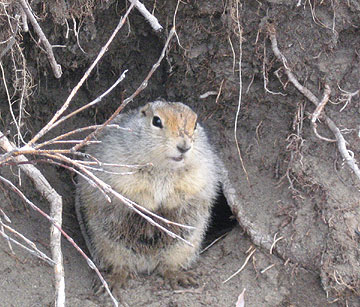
[155,97,166,102]
[140,104,150,116]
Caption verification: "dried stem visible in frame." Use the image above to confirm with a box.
[0,131,65,307]
[267,23,360,181]
[72,94,127,151]
[17,0,62,78]
[0,219,55,266]
[0,174,118,307]
[311,84,336,142]
[324,116,360,180]
[27,2,136,147]
[130,0,163,32]
[35,124,123,149]
[233,1,250,185]
[223,247,256,284]
[0,15,19,60]
[50,70,128,132]
[311,84,331,124]
[121,26,176,107]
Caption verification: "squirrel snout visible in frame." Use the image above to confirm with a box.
[176,142,192,154]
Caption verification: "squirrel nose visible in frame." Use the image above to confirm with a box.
[177,144,191,154]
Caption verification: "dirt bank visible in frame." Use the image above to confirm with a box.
[0,1,359,306]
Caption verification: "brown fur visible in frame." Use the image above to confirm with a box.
[76,100,219,288]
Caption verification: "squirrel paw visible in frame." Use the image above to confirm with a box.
[93,269,130,295]
[163,270,198,290]
[91,270,130,306]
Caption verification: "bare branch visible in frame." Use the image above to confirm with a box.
[311,84,336,142]
[17,0,62,78]
[0,219,56,266]
[26,2,137,147]
[0,131,65,307]
[325,116,360,180]
[71,95,127,152]
[0,15,19,60]
[223,247,256,284]
[121,27,176,107]
[35,124,124,149]
[130,0,163,32]
[0,174,119,307]
[51,70,128,131]
[311,84,331,124]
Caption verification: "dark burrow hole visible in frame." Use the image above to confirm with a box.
[203,187,238,247]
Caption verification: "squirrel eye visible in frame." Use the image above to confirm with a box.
[152,116,163,128]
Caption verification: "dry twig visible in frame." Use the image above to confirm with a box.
[233,1,250,185]
[311,84,336,143]
[26,2,137,147]
[0,173,118,306]
[200,232,229,254]
[129,0,163,32]
[17,0,62,78]
[0,219,55,266]
[223,247,256,284]
[0,2,186,306]
[0,132,65,307]
[49,70,128,133]
[270,232,284,255]
[120,26,176,109]
[260,263,276,274]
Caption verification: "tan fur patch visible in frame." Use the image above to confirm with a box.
[155,103,197,137]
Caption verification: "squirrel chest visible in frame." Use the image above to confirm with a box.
[111,164,209,211]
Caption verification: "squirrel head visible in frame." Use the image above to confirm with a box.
[138,100,199,169]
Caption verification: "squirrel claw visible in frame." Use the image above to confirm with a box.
[92,270,130,295]
[163,270,198,290]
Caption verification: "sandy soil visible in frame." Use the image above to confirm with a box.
[0,180,334,306]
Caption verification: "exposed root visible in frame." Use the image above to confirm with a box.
[231,0,250,185]
[331,85,359,112]
[223,246,256,284]
[267,23,360,182]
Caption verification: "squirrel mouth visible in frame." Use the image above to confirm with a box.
[172,156,184,162]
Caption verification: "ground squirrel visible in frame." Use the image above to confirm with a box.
[75,100,219,290]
